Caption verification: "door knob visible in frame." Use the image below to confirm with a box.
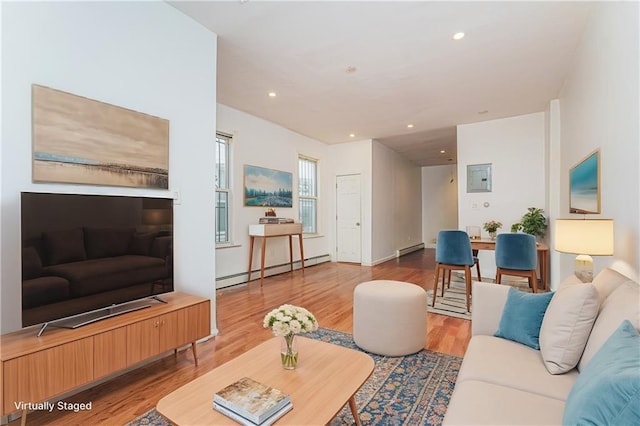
[356,222,360,226]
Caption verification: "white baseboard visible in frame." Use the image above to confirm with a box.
[396,242,425,257]
[215,254,332,289]
[369,253,396,266]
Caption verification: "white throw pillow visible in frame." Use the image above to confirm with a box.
[539,283,600,374]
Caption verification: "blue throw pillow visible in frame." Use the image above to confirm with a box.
[563,320,640,425]
[494,287,554,349]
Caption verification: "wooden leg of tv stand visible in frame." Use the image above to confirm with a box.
[21,409,27,426]
[171,344,197,365]
[191,342,198,366]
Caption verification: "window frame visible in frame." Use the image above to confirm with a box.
[215,133,232,245]
[298,155,318,235]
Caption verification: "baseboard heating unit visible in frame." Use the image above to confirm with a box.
[396,243,425,258]
[216,254,331,289]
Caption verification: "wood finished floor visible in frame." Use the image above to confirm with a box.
[12,248,471,426]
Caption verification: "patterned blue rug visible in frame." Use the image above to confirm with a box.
[127,328,461,425]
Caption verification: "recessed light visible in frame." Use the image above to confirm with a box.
[440,150,446,154]
[345,66,357,74]
[268,92,277,98]
[453,32,465,40]
[349,133,355,138]
[407,124,414,128]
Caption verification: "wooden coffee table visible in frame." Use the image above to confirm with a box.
[157,336,375,425]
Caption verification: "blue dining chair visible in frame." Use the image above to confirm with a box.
[495,233,539,293]
[432,230,481,312]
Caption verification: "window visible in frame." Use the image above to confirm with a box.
[215,134,231,244]
[298,156,317,234]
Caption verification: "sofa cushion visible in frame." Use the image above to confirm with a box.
[578,281,640,371]
[45,255,167,297]
[592,267,632,303]
[494,287,554,349]
[22,276,70,309]
[22,246,44,280]
[150,236,172,259]
[84,228,134,259]
[43,228,87,265]
[539,282,599,374]
[471,282,510,336]
[564,320,640,425]
[128,232,158,256]
[457,335,578,401]
[443,380,566,425]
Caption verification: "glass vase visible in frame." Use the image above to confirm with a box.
[489,231,497,241]
[280,334,298,370]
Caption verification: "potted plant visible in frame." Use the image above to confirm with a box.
[511,207,547,238]
[483,220,502,240]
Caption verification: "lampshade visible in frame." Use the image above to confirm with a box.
[142,209,172,226]
[555,219,614,255]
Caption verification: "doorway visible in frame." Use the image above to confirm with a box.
[336,174,362,263]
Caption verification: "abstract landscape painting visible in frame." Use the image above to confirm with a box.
[570,150,600,214]
[32,85,169,189]
[244,165,293,207]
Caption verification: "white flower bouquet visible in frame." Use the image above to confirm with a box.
[263,304,319,337]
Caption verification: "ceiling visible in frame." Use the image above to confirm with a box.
[170,1,593,167]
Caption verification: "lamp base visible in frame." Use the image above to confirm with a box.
[574,254,594,283]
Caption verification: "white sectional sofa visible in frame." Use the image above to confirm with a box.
[443,268,640,425]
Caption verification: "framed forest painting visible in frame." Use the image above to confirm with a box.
[243,165,293,207]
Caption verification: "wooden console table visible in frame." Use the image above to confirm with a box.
[0,293,210,423]
[470,239,550,291]
[248,223,305,285]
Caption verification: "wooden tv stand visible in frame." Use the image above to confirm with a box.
[0,292,210,422]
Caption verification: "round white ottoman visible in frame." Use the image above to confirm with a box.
[353,280,427,356]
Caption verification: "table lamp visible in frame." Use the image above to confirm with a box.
[554,219,614,282]
[142,208,173,234]
[466,225,481,240]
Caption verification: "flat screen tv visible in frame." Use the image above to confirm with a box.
[21,192,174,333]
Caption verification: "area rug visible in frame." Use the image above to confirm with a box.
[427,274,532,320]
[127,328,462,426]
[426,279,472,320]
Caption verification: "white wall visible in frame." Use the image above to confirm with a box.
[328,140,373,264]
[1,2,218,333]
[557,2,639,280]
[422,165,458,247]
[0,1,3,332]
[457,112,546,278]
[215,104,331,286]
[546,99,563,286]
[371,141,423,264]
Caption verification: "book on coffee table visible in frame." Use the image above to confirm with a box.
[213,377,291,425]
[214,400,293,426]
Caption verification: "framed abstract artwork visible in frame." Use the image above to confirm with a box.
[32,84,169,189]
[570,149,600,214]
[243,165,293,207]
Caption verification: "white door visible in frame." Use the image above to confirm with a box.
[336,174,362,263]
